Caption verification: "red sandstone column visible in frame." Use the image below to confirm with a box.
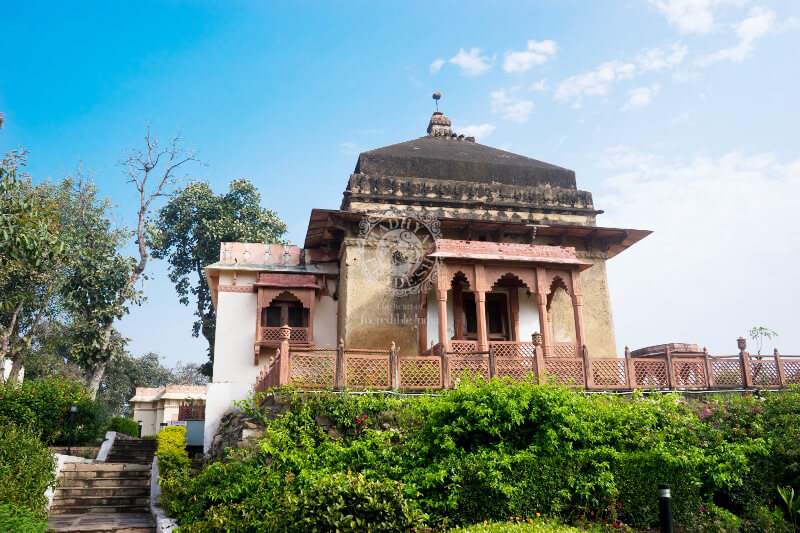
[437,288,449,353]
[509,287,520,342]
[535,267,553,357]
[475,290,488,352]
[278,325,291,386]
[569,270,587,353]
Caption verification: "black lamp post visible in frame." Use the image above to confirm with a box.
[137,420,143,438]
[67,403,78,456]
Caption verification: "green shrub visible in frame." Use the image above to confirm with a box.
[108,416,139,437]
[0,502,48,533]
[156,426,189,479]
[0,420,56,520]
[284,472,424,532]
[161,382,800,531]
[450,519,586,532]
[0,376,106,444]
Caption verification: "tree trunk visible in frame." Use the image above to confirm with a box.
[87,358,107,396]
[6,357,24,386]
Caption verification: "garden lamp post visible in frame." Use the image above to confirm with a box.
[137,420,143,438]
[67,403,78,456]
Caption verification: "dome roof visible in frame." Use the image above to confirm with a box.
[354,112,576,189]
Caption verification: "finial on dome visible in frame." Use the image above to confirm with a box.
[427,92,451,136]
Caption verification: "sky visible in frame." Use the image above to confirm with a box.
[2,0,799,367]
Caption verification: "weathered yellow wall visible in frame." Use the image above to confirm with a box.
[578,252,617,358]
[339,241,421,357]
[550,287,577,343]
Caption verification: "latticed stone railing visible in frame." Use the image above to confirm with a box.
[177,404,205,421]
[253,327,800,393]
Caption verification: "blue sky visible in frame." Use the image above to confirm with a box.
[2,0,799,366]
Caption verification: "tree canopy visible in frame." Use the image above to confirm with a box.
[150,179,287,376]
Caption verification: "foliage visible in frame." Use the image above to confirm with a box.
[161,382,800,532]
[97,351,177,416]
[108,416,140,437]
[150,179,287,375]
[778,486,800,531]
[156,426,190,479]
[748,326,778,355]
[0,375,105,444]
[450,518,586,532]
[285,472,425,532]
[0,503,48,533]
[0,151,65,382]
[0,420,56,520]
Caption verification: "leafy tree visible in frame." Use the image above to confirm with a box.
[98,351,177,416]
[0,151,64,384]
[150,179,286,376]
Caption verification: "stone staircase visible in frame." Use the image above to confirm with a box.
[105,438,158,464]
[49,437,158,532]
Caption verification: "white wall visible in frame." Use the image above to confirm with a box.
[203,382,253,452]
[133,403,158,437]
[517,288,541,341]
[213,290,258,384]
[426,289,454,346]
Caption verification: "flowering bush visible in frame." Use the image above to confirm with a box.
[0,376,105,444]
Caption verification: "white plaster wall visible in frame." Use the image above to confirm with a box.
[314,291,338,348]
[134,405,158,437]
[203,382,254,452]
[518,288,541,341]
[212,291,258,383]
[426,289,454,346]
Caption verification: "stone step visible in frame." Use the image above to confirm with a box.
[50,496,150,513]
[49,512,155,533]
[111,445,157,451]
[55,486,151,498]
[106,455,155,461]
[49,503,151,515]
[60,477,151,488]
[61,463,151,472]
[62,470,151,480]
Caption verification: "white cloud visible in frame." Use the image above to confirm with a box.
[530,79,548,92]
[648,0,749,34]
[429,58,445,74]
[670,111,691,123]
[490,88,534,123]
[555,42,686,108]
[697,6,776,65]
[636,42,688,71]
[339,142,359,155]
[555,61,637,108]
[598,147,800,353]
[503,40,558,73]
[456,123,496,140]
[621,84,662,111]
[449,48,494,76]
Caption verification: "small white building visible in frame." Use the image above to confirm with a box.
[130,385,207,437]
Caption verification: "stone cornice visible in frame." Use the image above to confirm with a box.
[342,173,596,213]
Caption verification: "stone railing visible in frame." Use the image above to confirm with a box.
[178,404,205,421]
[253,328,799,393]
